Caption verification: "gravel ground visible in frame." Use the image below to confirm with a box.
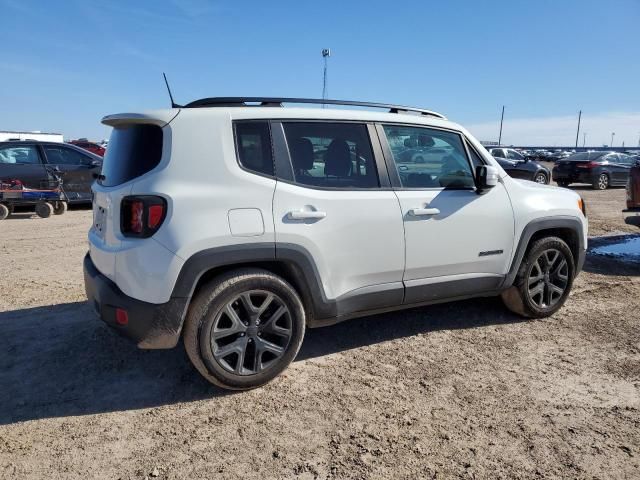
[1,184,639,480]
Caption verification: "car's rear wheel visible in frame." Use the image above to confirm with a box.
[534,172,548,184]
[0,204,8,220]
[183,268,305,390]
[501,236,575,318]
[594,173,609,190]
[35,202,54,218]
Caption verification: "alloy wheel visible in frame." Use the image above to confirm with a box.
[527,248,569,308]
[210,290,292,375]
[598,174,608,189]
[535,173,547,184]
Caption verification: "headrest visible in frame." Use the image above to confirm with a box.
[289,137,314,171]
[324,139,351,177]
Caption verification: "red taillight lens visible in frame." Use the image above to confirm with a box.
[115,308,129,326]
[148,204,164,229]
[576,161,599,169]
[121,196,166,238]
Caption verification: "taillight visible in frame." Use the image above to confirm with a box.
[121,196,167,238]
[576,161,599,169]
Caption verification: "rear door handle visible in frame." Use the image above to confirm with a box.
[409,207,440,216]
[288,209,327,220]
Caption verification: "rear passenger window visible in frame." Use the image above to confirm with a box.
[383,125,475,189]
[0,145,42,164]
[283,122,379,188]
[235,122,274,176]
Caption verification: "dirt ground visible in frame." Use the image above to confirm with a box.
[1,183,639,479]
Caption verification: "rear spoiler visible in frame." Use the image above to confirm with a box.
[101,109,180,128]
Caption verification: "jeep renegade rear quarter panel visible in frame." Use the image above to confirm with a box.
[123,109,277,301]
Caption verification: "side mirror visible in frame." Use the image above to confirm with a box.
[476,165,499,192]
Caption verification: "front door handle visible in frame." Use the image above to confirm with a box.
[288,209,327,220]
[409,207,440,216]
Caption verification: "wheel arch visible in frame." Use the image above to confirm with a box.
[172,243,329,331]
[503,216,586,288]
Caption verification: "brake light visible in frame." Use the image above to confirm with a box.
[121,196,166,238]
[576,161,599,169]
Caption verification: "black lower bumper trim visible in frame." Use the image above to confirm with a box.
[83,253,187,349]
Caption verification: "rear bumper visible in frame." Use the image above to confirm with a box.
[83,253,187,349]
[623,208,640,227]
[552,171,593,184]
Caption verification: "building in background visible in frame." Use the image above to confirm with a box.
[0,130,64,143]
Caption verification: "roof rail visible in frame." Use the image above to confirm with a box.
[182,97,446,119]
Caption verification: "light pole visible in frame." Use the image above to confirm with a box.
[611,132,615,148]
[321,48,331,107]
[498,105,505,145]
[583,132,587,148]
[575,110,581,149]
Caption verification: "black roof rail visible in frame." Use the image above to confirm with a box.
[182,97,446,119]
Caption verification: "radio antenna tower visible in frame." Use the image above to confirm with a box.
[322,48,331,108]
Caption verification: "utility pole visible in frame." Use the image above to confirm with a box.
[611,132,615,148]
[575,110,581,149]
[498,105,505,145]
[321,48,331,108]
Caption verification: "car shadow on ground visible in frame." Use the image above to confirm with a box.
[0,296,524,425]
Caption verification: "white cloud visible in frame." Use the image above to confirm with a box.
[466,112,640,148]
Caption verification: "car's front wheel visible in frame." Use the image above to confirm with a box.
[534,171,548,184]
[501,236,575,318]
[183,268,306,390]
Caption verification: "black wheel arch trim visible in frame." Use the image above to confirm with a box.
[501,216,586,289]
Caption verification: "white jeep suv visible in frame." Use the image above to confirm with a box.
[84,97,587,390]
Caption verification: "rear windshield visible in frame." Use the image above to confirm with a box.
[99,124,163,186]
[566,152,604,161]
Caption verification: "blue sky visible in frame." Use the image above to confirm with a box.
[1,0,638,146]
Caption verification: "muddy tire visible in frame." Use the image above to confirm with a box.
[0,204,8,220]
[183,268,305,390]
[53,201,68,215]
[501,236,575,318]
[35,202,54,218]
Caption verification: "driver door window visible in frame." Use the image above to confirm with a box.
[507,150,524,161]
[382,125,475,189]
